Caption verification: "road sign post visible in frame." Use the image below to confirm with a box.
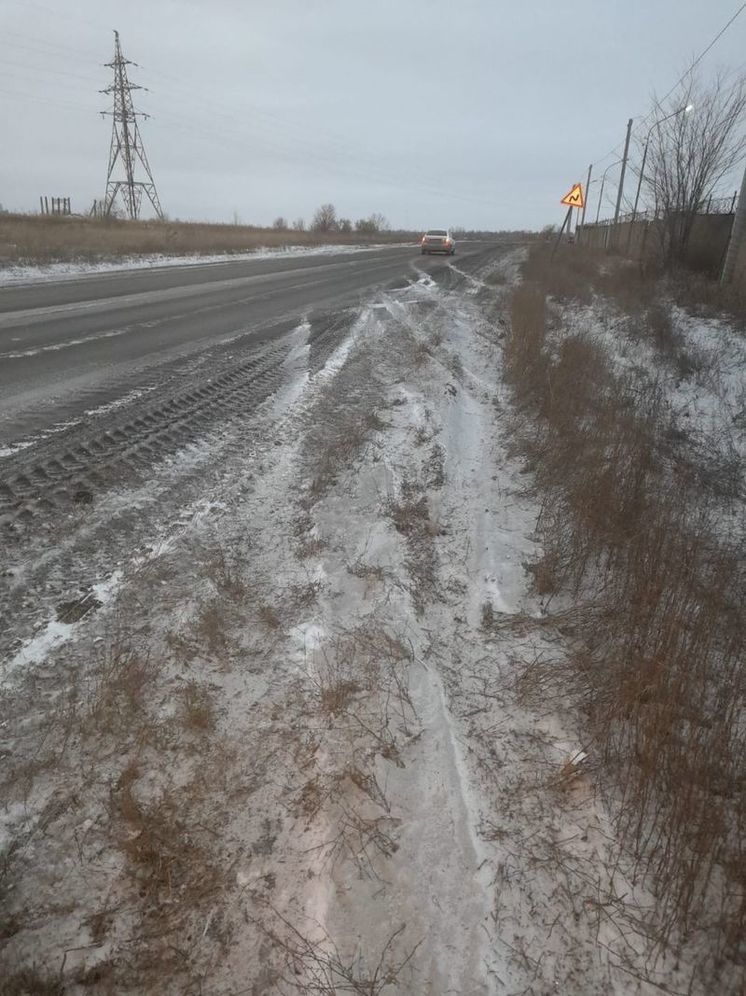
[552,184,585,258]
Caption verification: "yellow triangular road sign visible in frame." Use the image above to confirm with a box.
[560,183,584,208]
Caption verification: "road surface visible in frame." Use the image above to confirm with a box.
[0,239,501,651]
[0,244,485,445]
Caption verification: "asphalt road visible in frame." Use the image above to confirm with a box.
[0,243,486,446]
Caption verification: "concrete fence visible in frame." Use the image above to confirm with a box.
[577,211,745,282]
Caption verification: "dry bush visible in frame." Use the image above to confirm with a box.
[258,603,282,630]
[110,761,222,911]
[533,237,746,331]
[1,971,64,996]
[520,243,597,303]
[505,282,549,408]
[289,578,323,609]
[347,559,386,584]
[180,680,217,732]
[671,270,746,328]
[309,628,417,761]
[259,910,421,995]
[505,268,746,963]
[205,545,249,601]
[82,637,154,733]
[388,493,429,536]
[300,413,376,508]
[387,486,440,615]
[193,599,228,654]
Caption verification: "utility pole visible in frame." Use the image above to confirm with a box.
[580,162,592,229]
[721,161,746,284]
[101,30,163,220]
[613,118,633,243]
[575,163,593,245]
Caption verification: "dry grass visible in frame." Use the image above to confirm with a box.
[0,213,411,265]
[1,971,65,995]
[671,269,746,327]
[387,485,440,616]
[179,679,217,732]
[504,250,746,962]
[81,636,155,734]
[531,241,746,329]
[193,599,228,655]
[205,545,249,601]
[258,603,282,630]
[259,910,421,995]
[110,760,222,911]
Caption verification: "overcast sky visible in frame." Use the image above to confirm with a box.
[1,0,745,230]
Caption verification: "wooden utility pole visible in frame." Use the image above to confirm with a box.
[721,162,746,284]
[552,207,573,258]
[580,163,592,230]
[613,118,633,239]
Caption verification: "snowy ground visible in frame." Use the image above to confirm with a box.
[555,291,745,527]
[0,242,408,287]
[0,250,728,993]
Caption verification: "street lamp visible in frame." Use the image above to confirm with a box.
[595,160,622,224]
[627,103,694,244]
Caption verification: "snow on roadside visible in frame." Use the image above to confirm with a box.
[0,252,708,994]
[0,242,409,287]
[554,293,745,509]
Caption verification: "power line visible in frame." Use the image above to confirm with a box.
[590,1,746,169]
[655,2,746,108]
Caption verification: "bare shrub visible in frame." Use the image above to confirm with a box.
[258,603,282,630]
[1,971,64,996]
[506,252,746,963]
[194,599,228,654]
[289,578,323,610]
[205,545,249,601]
[388,493,429,536]
[180,680,217,732]
[671,270,746,328]
[505,283,549,407]
[644,71,746,268]
[83,636,154,732]
[521,243,597,303]
[110,762,222,910]
[260,910,421,995]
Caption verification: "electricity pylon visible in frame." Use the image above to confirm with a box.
[101,30,163,220]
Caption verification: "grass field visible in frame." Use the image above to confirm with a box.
[0,213,416,265]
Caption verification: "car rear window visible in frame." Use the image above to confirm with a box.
[427,230,447,236]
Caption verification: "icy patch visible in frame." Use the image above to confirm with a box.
[3,571,122,679]
[0,440,35,458]
[291,622,325,653]
[84,384,158,417]
[271,319,311,415]
[0,418,83,460]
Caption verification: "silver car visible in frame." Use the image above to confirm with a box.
[421,229,456,255]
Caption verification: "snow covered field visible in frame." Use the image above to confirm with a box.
[1,248,742,993]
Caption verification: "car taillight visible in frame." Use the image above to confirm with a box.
[442,239,449,246]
